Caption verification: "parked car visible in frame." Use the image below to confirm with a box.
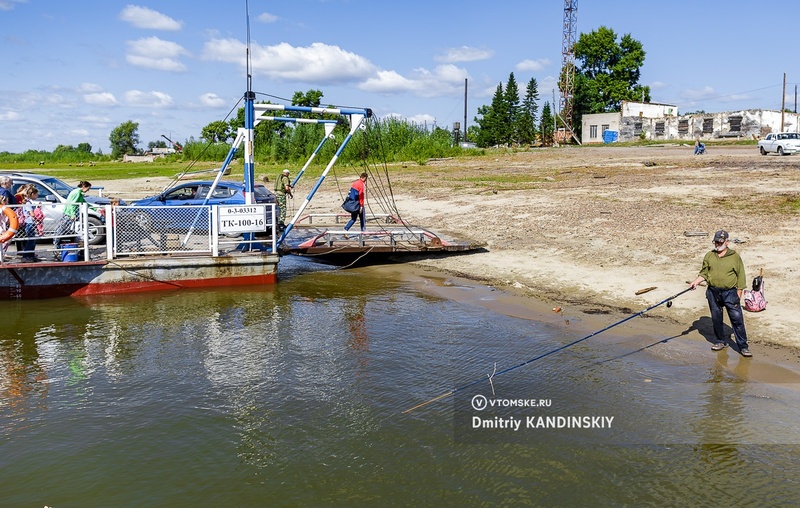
[130,180,279,234]
[1,171,119,245]
[758,132,800,155]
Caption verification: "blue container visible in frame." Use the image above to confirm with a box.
[602,130,619,143]
[61,243,80,262]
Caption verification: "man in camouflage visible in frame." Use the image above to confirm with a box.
[274,169,292,230]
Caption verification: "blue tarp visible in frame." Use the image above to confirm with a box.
[602,130,619,143]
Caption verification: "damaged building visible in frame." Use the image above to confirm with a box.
[581,101,800,144]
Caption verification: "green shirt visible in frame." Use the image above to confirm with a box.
[64,188,87,219]
[698,249,746,290]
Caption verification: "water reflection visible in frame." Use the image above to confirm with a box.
[1,266,800,506]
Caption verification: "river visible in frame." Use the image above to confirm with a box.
[2,257,799,506]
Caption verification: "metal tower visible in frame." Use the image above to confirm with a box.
[560,0,578,137]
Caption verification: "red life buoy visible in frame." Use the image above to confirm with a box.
[0,205,19,242]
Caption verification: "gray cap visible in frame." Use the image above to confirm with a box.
[713,230,729,243]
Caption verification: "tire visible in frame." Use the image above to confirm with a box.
[778,146,785,156]
[760,146,767,155]
[86,216,105,246]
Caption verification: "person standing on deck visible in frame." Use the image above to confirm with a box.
[688,230,752,357]
[344,173,368,234]
[54,180,93,250]
[274,169,292,231]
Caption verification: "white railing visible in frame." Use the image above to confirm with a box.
[0,202,276,263]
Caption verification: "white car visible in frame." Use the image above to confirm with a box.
[2,171,116,245]
[758,132,800,155]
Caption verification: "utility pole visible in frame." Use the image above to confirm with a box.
[781,72,786,131]
[463,78,468,143]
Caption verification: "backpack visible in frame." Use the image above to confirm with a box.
[33,205,45,235]
[743,274,767,312]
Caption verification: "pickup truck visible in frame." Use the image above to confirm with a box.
[758,132,800,155]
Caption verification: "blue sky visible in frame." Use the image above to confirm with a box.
[1,0,797,154]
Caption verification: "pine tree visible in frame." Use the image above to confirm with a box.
[540,101,554,146]
[516,77,540,145]
[502,72,520,145]
[474,82,505,148]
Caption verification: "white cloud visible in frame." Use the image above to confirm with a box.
[0,0,26,11]
[258,12,278,23]
[203,38,376,84]
[199,93,227,108]
[126,37,189,72]
[406,113,437,125]
[0,111,22,121]
[119,5,183,31]
[359,70,419,94]
[435,46,493,63]
[681,86,716,100]
[78,82,105,93]
[67,128,90,137]
[360,64,468,98]
[539,76,559,95]
[124,90,174,107]
[649,81,668,90]
[78,115,112,124]
[84,92,118,106]
[516,58,550,72]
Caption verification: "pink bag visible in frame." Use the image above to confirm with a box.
[743,275,766,312]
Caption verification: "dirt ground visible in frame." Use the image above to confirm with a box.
[98,144,800,362]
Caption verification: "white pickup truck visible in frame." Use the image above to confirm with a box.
[758,132,800,155]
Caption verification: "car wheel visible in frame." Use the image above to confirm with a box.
[778,146,785,156]
[86,216,105,245]
[759,146,767,155]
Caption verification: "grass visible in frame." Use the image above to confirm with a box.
[712,192,800,214]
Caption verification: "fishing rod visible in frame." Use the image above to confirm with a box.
[402,287,693,414]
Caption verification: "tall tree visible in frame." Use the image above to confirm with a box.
[474,83,506,148]
[517,77,540,145]
[572,26,649,122]
[502,72,520,145]
[109,120,140,159]
[540,101,554,146]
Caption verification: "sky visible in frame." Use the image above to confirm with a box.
[1,0,798,154]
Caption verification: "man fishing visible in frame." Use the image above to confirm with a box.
[688,230,752,357]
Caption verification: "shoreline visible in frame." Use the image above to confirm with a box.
[94,145,800,372]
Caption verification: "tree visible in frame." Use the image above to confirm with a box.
[502,72,520,145]
[517,77,540,145]
[474,83,505,148]
[109,121,140,159]
[77,142,92,153]
[291,89,323,109]
[201,120,232,143]
[540,101,554,146]
[571,26,649,124]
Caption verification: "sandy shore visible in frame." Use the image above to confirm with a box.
[96,144,800,371]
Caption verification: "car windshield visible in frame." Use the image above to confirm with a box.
[40,177,76,199]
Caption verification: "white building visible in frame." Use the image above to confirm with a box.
[581,101,800,144]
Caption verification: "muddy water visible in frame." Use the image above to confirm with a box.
[1,257,799,506]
